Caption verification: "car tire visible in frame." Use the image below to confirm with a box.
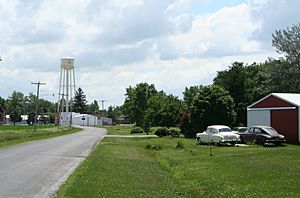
[197,137,202,145]
[274,142,282,146]
[256,138,265,146]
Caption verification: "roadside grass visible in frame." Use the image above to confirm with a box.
[0,125,82,149]
[101,125,179,135]
[0,124,54,131]
[56,130,300,197]
[100,125,134,135]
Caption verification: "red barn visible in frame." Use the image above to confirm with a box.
[247,93,300,143]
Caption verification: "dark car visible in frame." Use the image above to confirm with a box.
[239,126,286,146]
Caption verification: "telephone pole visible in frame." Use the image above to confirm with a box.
[57,93,69,128]
[31,82,46,131]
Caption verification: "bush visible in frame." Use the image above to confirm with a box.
[130,127,144,134]
[155,127,169,137]
[169,129,180,137]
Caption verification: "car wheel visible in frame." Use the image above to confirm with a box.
[231,142,236,146]
[256,138,265,146]
[274,142,282,146]
[197,137,202,145]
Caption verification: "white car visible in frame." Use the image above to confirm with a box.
[196,125,240,145]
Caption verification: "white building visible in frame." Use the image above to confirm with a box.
[72,114,98,126]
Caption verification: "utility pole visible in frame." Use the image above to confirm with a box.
[31,82,46,132]
[57,93,69,128]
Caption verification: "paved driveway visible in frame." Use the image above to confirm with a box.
[0,126,107,198]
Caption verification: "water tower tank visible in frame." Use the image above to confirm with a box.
[61,57,75,70]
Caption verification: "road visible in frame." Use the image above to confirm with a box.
[0,126,107,198]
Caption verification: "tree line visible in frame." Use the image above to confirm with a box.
[108,22,300,138]
[0,87,102,125]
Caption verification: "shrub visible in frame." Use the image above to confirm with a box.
[155,127,169,137]
[169,129,180,137]
[130,127,144,134]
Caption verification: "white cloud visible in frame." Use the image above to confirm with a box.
[158,3,263,60]
[0,0,297,107]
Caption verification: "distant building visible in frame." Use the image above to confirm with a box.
[72,114,98,126]
[2,114,50,125]
[99,117,113,126]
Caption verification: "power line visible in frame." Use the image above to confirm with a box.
[31,82,46,132]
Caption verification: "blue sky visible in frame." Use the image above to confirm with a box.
[186,0,247,15]
[0,0,300,107]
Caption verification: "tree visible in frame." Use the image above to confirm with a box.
[86,100,100,115]
[180,85,236,138]
[255,59,300,95]
[183,85,203,108]
[270,23,300,94]
[27,112,35,125]
[107,105,124,122]
[10,106,22,125]
[123,83,157,127]
[272,23,300,67]
[7,91,24,125]
[73,87,87,114]
[145,92,183,128]
[0,96,6,122]
[213,62,247,125]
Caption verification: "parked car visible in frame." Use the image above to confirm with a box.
[196,125,241,145]
[239,126,286,146]
[232,127,248,134]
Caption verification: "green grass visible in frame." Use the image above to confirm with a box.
[101,125,179,135]
[100,125,134,135]
[0,125,82,149]
[0,124,54,131]
[56,126,300,197]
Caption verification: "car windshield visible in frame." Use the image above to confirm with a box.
[239,128,248,132]
[219,128,231,132]
[263,127,279,136]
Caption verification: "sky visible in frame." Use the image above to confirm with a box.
[0,0,300,108]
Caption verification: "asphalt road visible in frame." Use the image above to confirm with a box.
[0,126,107,198]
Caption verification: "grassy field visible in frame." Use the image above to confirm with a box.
[99,125,135,135]
[0,125,82,149]
[57,126,300,198]
[100,125,179,135]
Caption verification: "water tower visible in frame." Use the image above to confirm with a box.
[58,57,76,113]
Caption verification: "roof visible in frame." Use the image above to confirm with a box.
[248,93,300,108]
[207,125,230,129]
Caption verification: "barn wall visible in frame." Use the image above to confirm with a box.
[271,108,298,143]
[252,95,295,108]
[299,109,300,143]
[247,110,270,127]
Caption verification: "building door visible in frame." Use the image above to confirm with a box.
[247,110,270,127]
[271,109,298,143]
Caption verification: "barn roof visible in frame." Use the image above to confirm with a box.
[249,93,300,108]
